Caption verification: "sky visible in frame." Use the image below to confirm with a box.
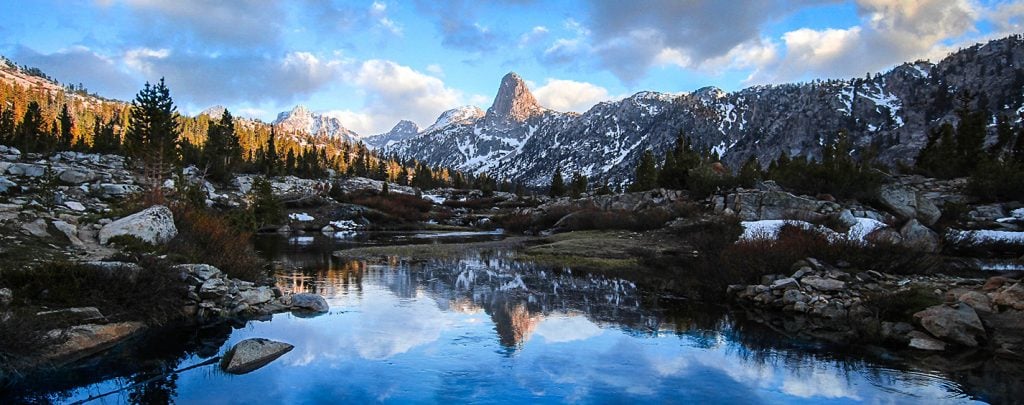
[0,0,1022,135]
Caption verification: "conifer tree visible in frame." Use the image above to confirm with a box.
[549,166,565,197]
[124,78,180,194]
[15,101,44,152]
[264,127,279,176]
[0,107,14,144]
[630,150,658,192]
[58,104,74,150]
[569,172,588,198]
[203,109,241,182]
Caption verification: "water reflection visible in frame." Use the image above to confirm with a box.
[4,233,1003,403]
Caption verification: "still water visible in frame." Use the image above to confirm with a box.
[11,232,996,403]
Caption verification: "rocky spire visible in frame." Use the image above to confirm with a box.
[486,72,544,122]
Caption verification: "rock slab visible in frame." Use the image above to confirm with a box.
[221,338,294,374]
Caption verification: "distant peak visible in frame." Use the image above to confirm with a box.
[291,104,310,114]
[391,120,419,133]
[201,105,227,119]
[487,72,544,122]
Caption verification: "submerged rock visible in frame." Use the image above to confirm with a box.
[221,338,294,374]
[907,330,947,351]
[99,205,178,245]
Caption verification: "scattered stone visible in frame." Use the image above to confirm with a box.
[801,276,846,292]
[64,201,86,212]
[771,277,800,290]
[99,205,178,245]
[240,287,274,306]
[0,287,11,306]
[220,338,294,375]
[0,176,16,193]
[199,278,229,299]
[992,282,1024,311]
[58,168,97,184]
[914,303,986,347]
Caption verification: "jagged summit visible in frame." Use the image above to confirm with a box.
[273,104,359,141]
[426,106,485,132]
[486,72,545,122]
[364,119,421,149]
[200,105,227,120]
[390,120,419,133]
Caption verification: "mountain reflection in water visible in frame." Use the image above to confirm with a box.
[6,233,999,404]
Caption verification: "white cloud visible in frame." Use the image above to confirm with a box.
[326,59,464,134]
[369,1,402,36]
[518,26,549,48]
[533,78,611,113]
[425,64,445,77]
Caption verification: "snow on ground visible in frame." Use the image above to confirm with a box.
[741,218,887,243]
[329,220,360,230]
[947,229,1024,245]
[289,212,315,221]
[422,194,445,204]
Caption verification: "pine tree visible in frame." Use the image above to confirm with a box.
[124,78,181,195]
[203,109,241,182]
[15,101,44,152]
[58,104,74,151]
[549,166,565,197]
[569,172,588,198]
[0,107,14,144]
[629,150,658,192]
[738,156,763,186]
[264,127,279,176]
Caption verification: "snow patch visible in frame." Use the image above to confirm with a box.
[289,212,315,222]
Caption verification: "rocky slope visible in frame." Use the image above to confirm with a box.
[363,120,420,149]
[386,35,1024,187]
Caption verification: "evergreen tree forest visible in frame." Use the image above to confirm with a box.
[0,62,474,190]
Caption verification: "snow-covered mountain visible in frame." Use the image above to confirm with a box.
[385,35,1024,187]
[363,120,420,149]
[272,105,360,142]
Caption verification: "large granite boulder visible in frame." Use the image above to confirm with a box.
[914,303,986,347]
[221,338,294,374]
[99,205,178,245]
[47,322,146,366]
[878,184,941,226]
[289,293,329,313]
[899,219,941,253]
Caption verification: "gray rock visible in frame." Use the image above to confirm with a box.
[52,220,84,247]
[59,168,97,184]
[907,330,947,351]
[199,278,229,299]
[771,277,800,291]
[0,287,11,306]
[92,183,141,198]
[958,291,993,313]
[899,219,940,253]
[99,205,178,245]
[916,194,941,227]
[981,309,1024,354]
[879,184,918,220]
[993,281,1024,311]
[290,293,329,313]
[0,176,16,193]
[173,264,223,282]
[914,303,986,347]
[7,163,46,177]
[64,201,86,212]
[21,218,50,238]
[240,287,274,306]
[81,261,143,281]
[800,276,846,292]
[221,338,294,375]
[782,289,808,305]
[36,307,106,324]
[47,322,145,365]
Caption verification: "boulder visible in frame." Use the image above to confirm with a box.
[958,291,993,313]
[240,287,274,306]
[0,176,16,194]
[174,264,223,283]
[879,184,918,220]
[899,219,940,253]
[221,338,294,374]
[58,168,97,184]
[907,330,947,351]
[992,282,1024,311]
[52,220,84,247]
[7,163,46,177]
[771,278,800,290]
[290,293,329,313]
[99,205,177,245]
[800,276,845,292]
[199,278,229,299]
[914,303,986,347]
[21,218,50,238]
[980,309,1024,355]
[0,287,11,306]
[47,322,145,365]
[915,194,941,227]
[92,183,141,198]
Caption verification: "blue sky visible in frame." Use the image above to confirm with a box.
[0,0,1021,134]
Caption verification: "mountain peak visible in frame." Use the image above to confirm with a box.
[486,72,544,122]
[200,105,227,120]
